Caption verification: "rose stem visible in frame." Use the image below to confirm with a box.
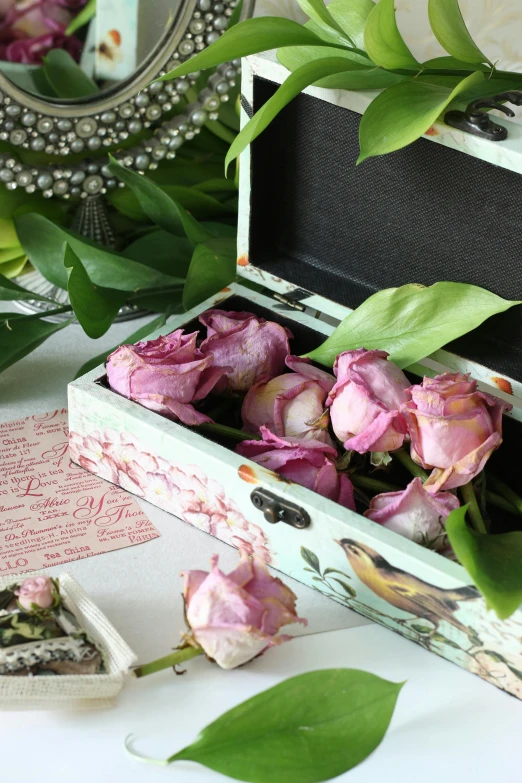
[351,475,401,494]
[393,449,429,481]
[196,423,261,442]
[134,646,204,678]
[486,473,522,515]
[460,482,487,534]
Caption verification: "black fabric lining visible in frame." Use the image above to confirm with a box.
[249,77,522,381]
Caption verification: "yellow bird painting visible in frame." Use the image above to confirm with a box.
[339,539,480,643]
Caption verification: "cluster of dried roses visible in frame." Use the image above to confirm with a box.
[107,309,511,554]
[0,0,86,65]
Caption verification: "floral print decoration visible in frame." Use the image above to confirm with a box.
[69,429,272,563]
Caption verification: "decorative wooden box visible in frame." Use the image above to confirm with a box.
[69,53,522,698]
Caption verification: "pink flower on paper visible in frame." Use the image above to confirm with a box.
[401,372,512,492]
[15,576,55,610]
[242,356,335,444]
[106,330,230,426]
[326,349,410,454]
[237,427,355,510]
[0,0,85,64]
[70,428,273,563]
[183,550,307,669]
[199,309,292,393]
[364,477,460,550]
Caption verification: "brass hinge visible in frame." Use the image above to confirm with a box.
[272,292,306,311]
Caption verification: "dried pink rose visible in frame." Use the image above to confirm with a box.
[364,477,460,550]
[242,356,335,443]
[326,349,410,454]
[401,372,512,493]
[0,0,85,64]
[199,309,292,393]
[237,427,355,510]
[183,550,306,669]
[15,576,55,610]
[106,330,229,426]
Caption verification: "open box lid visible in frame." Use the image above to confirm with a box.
[237,53,522,384]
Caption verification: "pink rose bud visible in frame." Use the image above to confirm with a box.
[237,427,355,510]
[15,576,54,611]
[0,0,84,64]
[106,330,230,427]
[365,477,460,550]
[199,309,293,393]
[401,372,512,492]
[242,356,335,444]
[326,349,410,454]
[183,551,307,669]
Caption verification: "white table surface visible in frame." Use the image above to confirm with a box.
[1,314,520,782]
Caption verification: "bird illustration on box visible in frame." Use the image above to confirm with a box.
[338,539,481,644]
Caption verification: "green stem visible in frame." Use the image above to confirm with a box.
[134,645,203,678]
[487,491,522,516]
[196,422,260,442]
[1,304,73,323]
[461,482,487,534]
[487,473,522,515]
[205,119,237,144]
[393,449,429,481]
[351,474,401,494]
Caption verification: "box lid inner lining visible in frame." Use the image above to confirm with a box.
[249,77,522,382]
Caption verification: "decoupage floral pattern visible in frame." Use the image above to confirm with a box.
[69,429,273,563]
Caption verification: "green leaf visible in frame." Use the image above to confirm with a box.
[110,183,235,223]
[305,282,520,369]
[157,17,340,82]
[43,50,98,99]
[0,218,19,248]
[129,287,184,314]
[333,578,357,598]
[0,311,72,373]
[357,71,484,162]
[428,0,490,65]
[0,246,24,264]
[296,0,356,45]
[364,0,419,70]
[300,546,321,573]
[182,238,236,311]
[225,57,374,172]
[324,0,376,49]
[107,157,212,244]
[15,213,178,292]
[74,310,172,379]
[64,244,127,339]
[323,567,351,578]
[66,0,96,34]
[277,46,402,90]
[0,272,54,302]
[446,505,522,620]
[423,55,486,71]
[123,230,193,277]
[161,670,403,782]
[0,257,27,279]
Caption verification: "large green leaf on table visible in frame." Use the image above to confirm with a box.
[0,272,54,302]
[423,56,486,72]
[109,184,235,223]
[183,238,236,311]
[357,71,484,162]
[75,310,174,379]
[324,0,375,50]
[225,57,378,172]
[66,0,96,34]
[64,244,127,339]
[428,0,490,65]
[277,45,402,90]
[364,0,419,70]
[295,0,356,46]
[150,669,403,782]
[43,50,98,99]
[446,506,522,620]
[107,157,212,244]
[123,230,193,277]
[0,311,73,373]
[157,17,341,82]
[305,282,521,369]
[15,213,180,292]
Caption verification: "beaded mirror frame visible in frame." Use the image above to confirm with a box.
[0,0,253,201]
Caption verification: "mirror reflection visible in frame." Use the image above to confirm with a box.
[0,0,180,100]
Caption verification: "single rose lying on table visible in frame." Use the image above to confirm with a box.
[134,550,306,677]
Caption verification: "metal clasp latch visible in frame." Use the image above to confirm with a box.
[250,488,310,529]
[445,90,522,141]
